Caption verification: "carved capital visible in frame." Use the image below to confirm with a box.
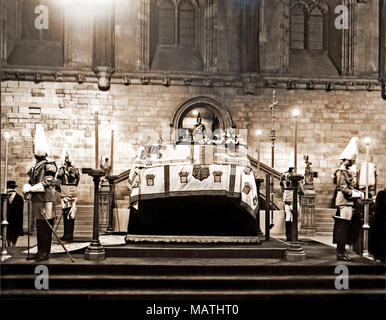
[95,66,114,90]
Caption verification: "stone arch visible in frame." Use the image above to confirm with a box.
[170,96,233,139]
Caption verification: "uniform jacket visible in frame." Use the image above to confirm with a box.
[335,164,355,207]
[280,172,304,203]
[28,159,58,202]
[57,164,80,198]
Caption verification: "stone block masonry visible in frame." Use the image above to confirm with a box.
[1,80,385,207]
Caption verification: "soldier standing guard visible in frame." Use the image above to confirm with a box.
[333,137,364,261]
[57,150,80,242]
[280,167,304,241]
[23,125,58,262]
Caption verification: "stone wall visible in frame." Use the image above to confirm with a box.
[1,80,385,207]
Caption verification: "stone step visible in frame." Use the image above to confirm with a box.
[2,258,384,300]
[316,227,334,233]
[3,288,385,300]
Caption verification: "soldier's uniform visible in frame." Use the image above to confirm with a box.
[57,154,80,242]
[27,158,58,261]
[24,125,58,262]
[280,167,304,241]
[333,137,363,261]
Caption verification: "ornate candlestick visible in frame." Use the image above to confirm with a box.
[83,168,106,260]
[267,90,278,240]
[285,174,306,261]
[362,137,372,257]
[106,175,117,233]
[1,132,11,261]
[1,193,11,261]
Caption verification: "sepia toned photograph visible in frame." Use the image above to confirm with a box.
[0,0,385,312]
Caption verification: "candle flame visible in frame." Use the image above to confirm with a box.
[292,108,301,118]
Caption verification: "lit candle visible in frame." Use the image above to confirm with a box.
[110,129,114,174]
[292,109,300,173]
[255,129,262,177]
[95,111,99,169]
[364,137,371,199]
[3,132,10,193]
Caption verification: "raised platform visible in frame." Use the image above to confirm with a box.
[125,234,261,244]
[107,238,285,259]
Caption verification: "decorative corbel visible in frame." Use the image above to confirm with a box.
[345,81,355,91]
[54,72,63,81]
[366,83,374,91]
[306,81,315,90]
[243,77,256,94]
[326,82,334,92]
[204,79,213,87]
[34,73,43,83]
[95,66,114,90]
[162,76,171,87]
[122,75,131,86]
[264,80,278,88]
[140,77,150,85]
[76,73,86,83]
[15,72,25,80]
[287,80,296,90]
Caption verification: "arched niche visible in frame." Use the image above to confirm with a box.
[170,96,234,140]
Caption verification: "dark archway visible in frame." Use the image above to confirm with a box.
[170,96,233,140]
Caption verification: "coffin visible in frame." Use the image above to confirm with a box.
[126,142,259,237]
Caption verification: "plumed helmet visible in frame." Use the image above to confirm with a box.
[33,124,50,157]
[339,137,358,161]
[61,145,73,165]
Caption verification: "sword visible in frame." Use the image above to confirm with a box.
[25,196,34,260]
[39,206,75,263]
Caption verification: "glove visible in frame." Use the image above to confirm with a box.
[23,184,32,194]
[351,189,364,199]
[30,183,45,192]
[69,206,77,219]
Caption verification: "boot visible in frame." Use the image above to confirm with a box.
[61,218,74,242]
[36,218,54,262]
[67,219,75,242]
[335,217,352,261]
[285,221,292,241]
[35,219,45,262]
[60,208,71,241]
